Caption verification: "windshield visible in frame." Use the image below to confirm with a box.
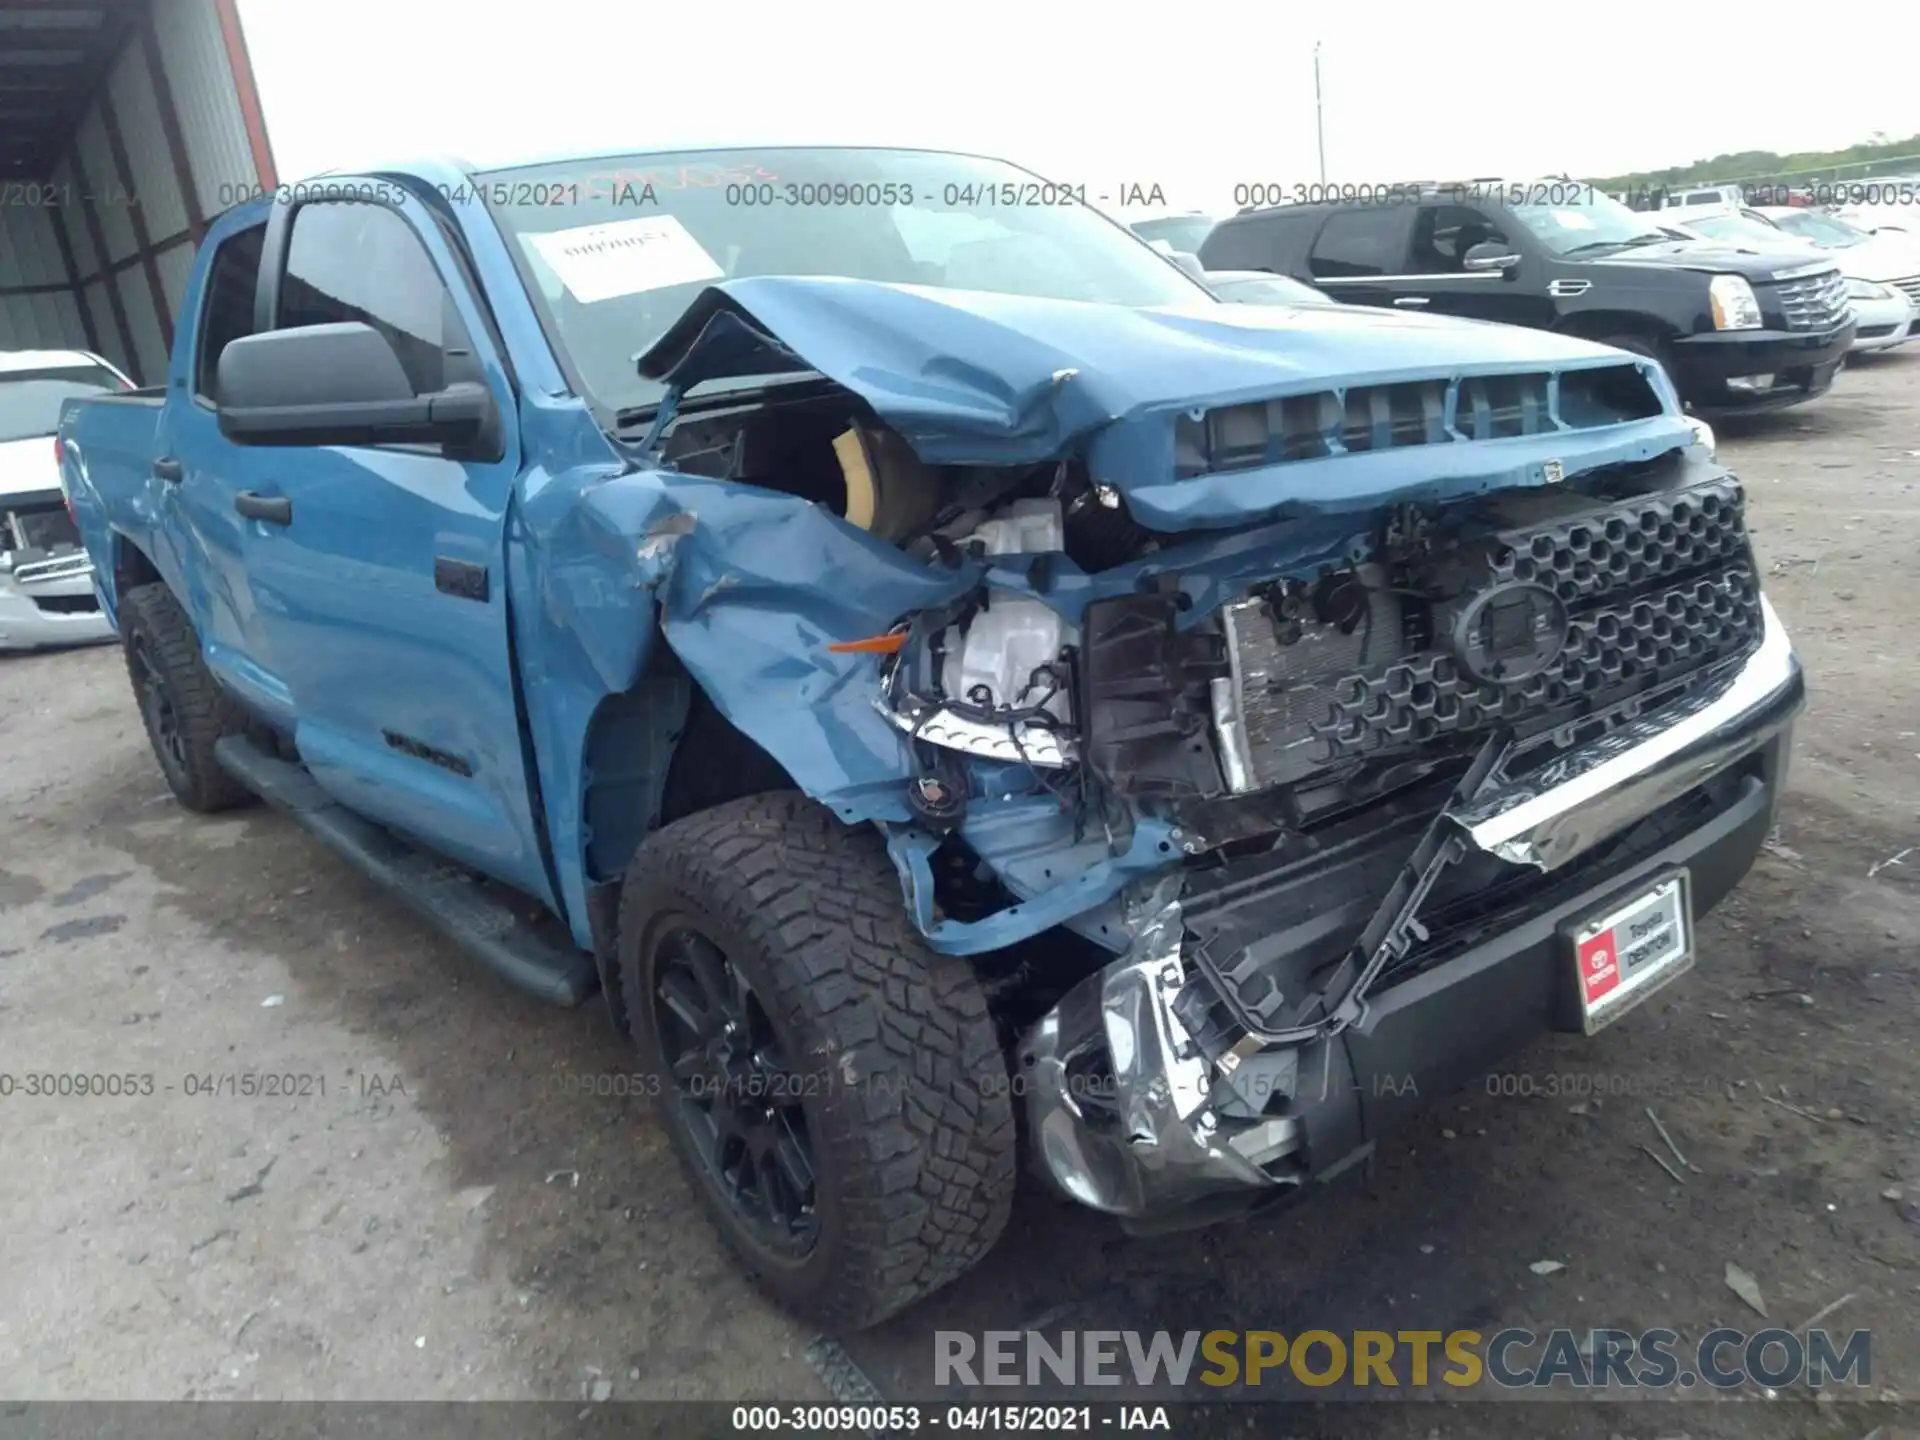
[1131,216,1219,252]
[0,364,125,444]
[1766,211,1869,248]
[478,147,1212,417]
[1508,191,1669,255]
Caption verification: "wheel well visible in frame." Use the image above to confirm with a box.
[113,535,162,600]
[579,664,797,887]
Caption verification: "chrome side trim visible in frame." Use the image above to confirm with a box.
[1455,595,1803,871]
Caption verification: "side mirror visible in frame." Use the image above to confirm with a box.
[1463,241,1522,273]
[216,322,500,457]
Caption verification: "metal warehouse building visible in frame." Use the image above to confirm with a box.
[0,0,276,383]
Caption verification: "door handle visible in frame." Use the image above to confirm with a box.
[234,491,293,525]
[152,457,184,482]
[1393,296,1431,308]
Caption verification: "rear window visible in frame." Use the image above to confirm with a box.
[1197,211,1319,271]
[1307,210,1407,277]
[0,364,127,444]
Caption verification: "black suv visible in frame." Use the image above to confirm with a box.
[1199,184,1855,417]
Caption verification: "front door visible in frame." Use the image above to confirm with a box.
[1393,203,1553,329]
[234,188,554,906]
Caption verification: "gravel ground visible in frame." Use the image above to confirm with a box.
[2,352,1916,1435]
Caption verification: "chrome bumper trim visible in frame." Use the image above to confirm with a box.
[1455,595,1804,871]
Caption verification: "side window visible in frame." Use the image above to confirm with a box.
[1409,205,1511,274]
[1198,212,1317,272]
[277,201,455,394]
[1306,210,1408,278]
[194,223,265,403]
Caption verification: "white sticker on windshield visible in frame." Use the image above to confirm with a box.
[529,215,724,303]
[1553,209,1596,230]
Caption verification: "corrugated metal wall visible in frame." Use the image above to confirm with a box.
[0,0,275,382]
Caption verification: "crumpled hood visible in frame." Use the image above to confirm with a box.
[637,276,1698,530]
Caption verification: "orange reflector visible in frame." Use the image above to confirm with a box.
[827,632,907,655]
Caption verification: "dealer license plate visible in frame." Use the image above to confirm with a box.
[1569,871,1694,1035]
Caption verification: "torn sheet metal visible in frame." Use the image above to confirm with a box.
[1021,878,1299,1217]
[514,451,1376,955]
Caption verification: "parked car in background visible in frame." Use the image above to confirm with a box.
[1199,183,1855,416]
[1129,212,1219,253]
[1660,184,1746,211]
[1202,270,1334,305]
[1679,209,1918,354]
[60,144,1804,1329]
[1,350,129,649]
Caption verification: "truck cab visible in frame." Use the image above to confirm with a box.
[61,147,1805,1331]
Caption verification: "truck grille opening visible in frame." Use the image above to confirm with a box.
[1226,478,1762,790]
[1173,365,1660,478]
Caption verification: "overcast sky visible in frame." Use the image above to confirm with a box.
[241,0,1918,216]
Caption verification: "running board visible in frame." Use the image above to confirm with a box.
[213,736,599,1007]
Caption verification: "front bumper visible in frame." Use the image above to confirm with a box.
[1668,324,1854,415]
[1021,598,1804,1227]
[0,552,115,651]
[1847,293,1916,352]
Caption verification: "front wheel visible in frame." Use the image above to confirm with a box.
[617,792,1016,1329]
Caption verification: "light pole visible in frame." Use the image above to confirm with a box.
[1314,41,1326,183]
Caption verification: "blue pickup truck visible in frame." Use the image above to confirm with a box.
[61,145,1806,1329]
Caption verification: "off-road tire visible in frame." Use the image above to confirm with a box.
[119,583,252,813]
[617,791,1016,1329]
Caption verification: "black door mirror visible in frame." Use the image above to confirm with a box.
[216,322,501,457]
[1463,241,1522,273]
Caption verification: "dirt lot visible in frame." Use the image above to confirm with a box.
[2,354,1916,1436]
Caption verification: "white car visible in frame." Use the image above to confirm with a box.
[1,349,129,649]
[1659,184,1747,211]
[1678,208,1918,354]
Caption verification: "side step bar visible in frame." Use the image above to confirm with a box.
[214,736,599,1007]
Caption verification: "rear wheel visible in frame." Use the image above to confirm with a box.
[617,791,1016,1329]
[119,583,251,813]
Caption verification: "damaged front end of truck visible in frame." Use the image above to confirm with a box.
[555,276,1803,1230]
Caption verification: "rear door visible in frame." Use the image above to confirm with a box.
[157,220,295,722]
[1300,208,1415,310]
[233,188,555,904]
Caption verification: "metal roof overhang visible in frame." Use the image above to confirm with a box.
[0,0,145,179]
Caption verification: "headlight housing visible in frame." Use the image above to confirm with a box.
[1709,274,1764,330]
[1685,416,1716,457]
[1846,278,1894,301]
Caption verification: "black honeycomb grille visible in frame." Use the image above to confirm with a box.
[1225,478,1765,778]
[1489,479,1748,599]
[1315,565,1761,756]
